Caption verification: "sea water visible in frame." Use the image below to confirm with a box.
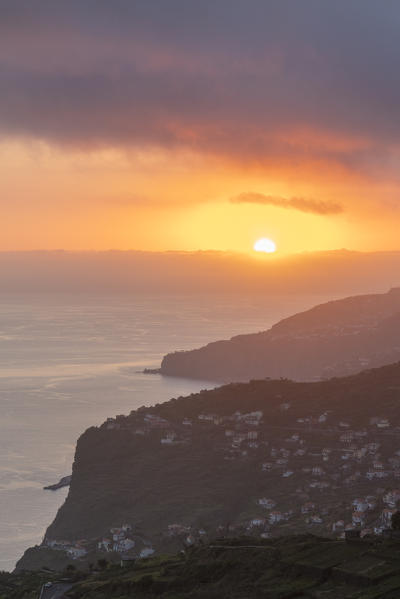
[0,291,335,571]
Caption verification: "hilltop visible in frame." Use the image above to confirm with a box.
[16,362,400,572]
[160,288,400,382]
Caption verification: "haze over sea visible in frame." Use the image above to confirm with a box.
[0,291,341,571]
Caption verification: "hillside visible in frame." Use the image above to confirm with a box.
[9,535,400,598]
[16,362,400,572]
[61,535,400,599]
[160,288,400,382]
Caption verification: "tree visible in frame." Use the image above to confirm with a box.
[97,558,108,571]
[66,564,76,573]
[391,511,400,530]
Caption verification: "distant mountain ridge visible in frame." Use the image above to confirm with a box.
[160,288,400,382]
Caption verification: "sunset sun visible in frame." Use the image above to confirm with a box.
[253,238,277,253]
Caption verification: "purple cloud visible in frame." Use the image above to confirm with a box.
[0,0,400,178]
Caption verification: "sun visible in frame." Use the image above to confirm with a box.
[253,238,277,253]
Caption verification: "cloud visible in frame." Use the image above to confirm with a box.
[230,193,344,215]
[0,0,400,182]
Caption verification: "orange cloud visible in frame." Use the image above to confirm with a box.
[230,193,344,215]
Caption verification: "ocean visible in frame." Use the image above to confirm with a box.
[0,291,336,571]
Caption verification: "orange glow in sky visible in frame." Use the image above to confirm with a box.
[1,140,400,255]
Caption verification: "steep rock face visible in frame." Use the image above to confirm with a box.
[17,362,400,571]
[160,288,400,382]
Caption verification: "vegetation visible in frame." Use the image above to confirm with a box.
[8,535,400,598]
[391,511,400,530]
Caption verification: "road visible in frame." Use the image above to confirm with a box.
[40,583,73,599]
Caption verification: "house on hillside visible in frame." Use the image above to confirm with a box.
[258,498,276,509]
[261,462,273,471]
[198,413,217,422]
[67,546,87,559]
[161,431,177,444]
[301,502,316,514]
[352,498,368,512]
[140,548,155,558]
[98,538,112,552]
[382,509,397,526]
[352,511,365,526]
[309,515,323,525]
[144,414,170,428]
[332,520,344,532]
[269,511,286,524]
[312,466,324,476]
[114,538,135,553]
[248,518,266,528]
[242,411,263,426]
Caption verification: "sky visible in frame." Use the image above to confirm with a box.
[1,1,400,254]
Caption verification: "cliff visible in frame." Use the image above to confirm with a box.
[16,361,400,571]
[160,287,400,382]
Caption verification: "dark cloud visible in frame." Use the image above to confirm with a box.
[230,193,344,215]
[0,0,400,174]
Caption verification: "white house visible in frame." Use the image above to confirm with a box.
[312,466,324,476]
[269,511,284,524]
[309,515,323,524]
[352,498,368,512]
[258,498,276,509]
[140,548,155,558]
[98,538,112,552]
[382,508,397,526]
[117,538,135,552]
[248,518,266,527]
[383,490,400,508]
[332,520,344,532]
[112,530,125,542]
[161,431,177,444]
[261,462,273,471]
[67,546,87,559]
[352,511,365,525]
[301,502,315,514]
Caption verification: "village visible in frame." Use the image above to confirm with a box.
[43,523,155,563]
[42,394,400,564]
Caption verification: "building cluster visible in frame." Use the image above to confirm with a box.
[66,400,400,555]
[44,523,154,561]
[44,538,89,559]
